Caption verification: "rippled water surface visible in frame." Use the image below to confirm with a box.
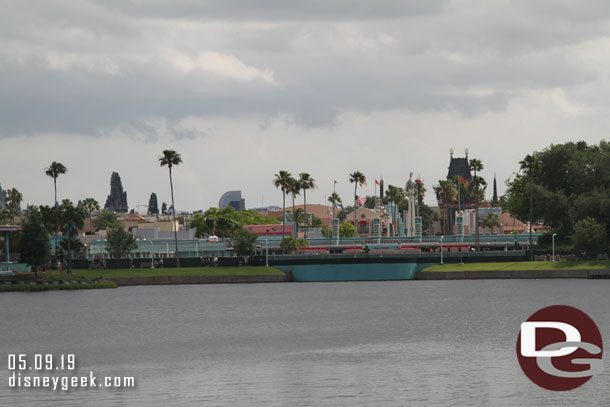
[1,279,610,406]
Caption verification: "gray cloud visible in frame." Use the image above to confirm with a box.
[3,1,610,209]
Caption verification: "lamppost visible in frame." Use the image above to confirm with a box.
[552,233,557,261]
[440,235,444,265]
[265,239,269,267]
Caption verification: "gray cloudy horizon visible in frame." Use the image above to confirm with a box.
[2,0,610,211]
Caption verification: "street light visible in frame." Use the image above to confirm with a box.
[552,233,557,261]
[440,235,444,265]
[265,239,269,267]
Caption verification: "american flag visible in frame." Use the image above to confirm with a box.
[355,195,366,206]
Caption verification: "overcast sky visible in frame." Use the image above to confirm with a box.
[3,0,610,212]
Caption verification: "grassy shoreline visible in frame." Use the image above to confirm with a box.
[422,261,610,272]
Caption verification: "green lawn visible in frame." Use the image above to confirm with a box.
[62,266,285,279]
[422,261,610,272]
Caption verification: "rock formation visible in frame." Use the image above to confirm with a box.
[104,172,128,213]
[148,193,159,215]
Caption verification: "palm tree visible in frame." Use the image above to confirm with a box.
[328,192,342,219]
[286,176,300,215]
[45,161,67,205]
[273,170,292,238]
[415,180,426,216]
[82,198,100,234]
[434,180,457,234]
[469,158,484,250]
[482,212,502,235]
[93,209,121,231]
[59,200,86,274]
[349,171,366,234]
[292,208,306,234]
[159,150,183,267]
[298,173,316,238]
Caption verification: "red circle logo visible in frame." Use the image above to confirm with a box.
[516,305,603,391]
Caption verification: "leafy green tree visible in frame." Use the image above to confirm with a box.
[105,227,138,259]
[19,206,50,276]
[6,188,23,223]
[364,195,377,209]
[349,171,366,229]
[273,170,292,239]
[340,222,355,237]
[159,149,183,267]
[45,161,67,205]
[420,204,439,235]
[191,207,278,239]
[280,237,310,253]
[82,197,100,234]
[337,205,354,223]
[230,229,259,256]
[573,217,607,256]
[311,215,322,228]
[94,209,121,231]
[321,221,356,238]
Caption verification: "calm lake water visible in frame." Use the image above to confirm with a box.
[1,280,610,406]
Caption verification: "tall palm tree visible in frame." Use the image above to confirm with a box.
[82,198,100,234]
[298,173,316,238]
[415,180,426,216]
[159,150,183,267]
[434,180,457,234]
[286,176,300,215]
[469,158,484,250]
[292,208,306,234]
[349,171,366,234]
[328,192,342,219]
[273,170,292,238]
[59,200,86,274]
[45,161,67,206]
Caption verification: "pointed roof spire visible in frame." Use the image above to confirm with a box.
[493,172,498,204]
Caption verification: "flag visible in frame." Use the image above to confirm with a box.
[375,179,380,185]
[459,178,468,182]
[334,180,338,184]
[416,179,422,184]
[355,195,366,206]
